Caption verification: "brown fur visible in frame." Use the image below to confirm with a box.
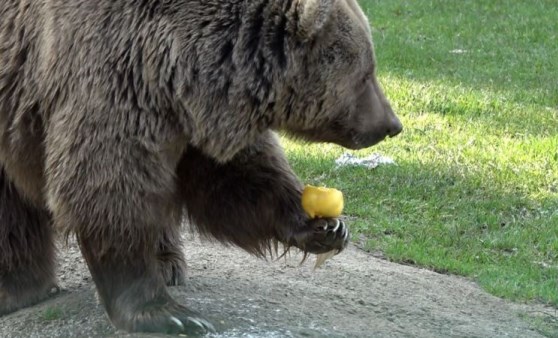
[0,0,401,335]
[0,168,56,316]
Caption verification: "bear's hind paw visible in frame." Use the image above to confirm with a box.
[0,282,60,316]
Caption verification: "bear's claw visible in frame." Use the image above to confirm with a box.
[168,314,214,335]
[290,217,350,255]
[109,296,215,336]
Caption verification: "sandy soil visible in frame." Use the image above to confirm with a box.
[0,232,556,338]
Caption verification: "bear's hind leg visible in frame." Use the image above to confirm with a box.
[0,167,56,316]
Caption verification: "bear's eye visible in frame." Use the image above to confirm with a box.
[360,75,371,87]
[357,76,372,93]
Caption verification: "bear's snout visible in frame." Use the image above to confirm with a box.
[386,115,403,138]
[346,78,403,149]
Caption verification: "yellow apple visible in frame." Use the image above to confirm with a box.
[301,185,344,218]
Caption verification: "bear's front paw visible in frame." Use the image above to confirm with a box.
[290,218,349,254]
[111,298,215,336]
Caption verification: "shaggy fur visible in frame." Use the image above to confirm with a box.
[0,0,402,335]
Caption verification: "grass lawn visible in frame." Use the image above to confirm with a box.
[282,0,558,307]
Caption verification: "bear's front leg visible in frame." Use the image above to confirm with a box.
[178,131,349,257]
[46,131,213,335]
[158,224,187,287]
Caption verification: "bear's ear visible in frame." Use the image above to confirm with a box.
[295,0,337,40]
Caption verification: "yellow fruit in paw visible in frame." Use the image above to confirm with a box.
[301,185,344,218]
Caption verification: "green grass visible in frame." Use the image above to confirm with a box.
[42,306,64,321]
[282,0,558,307]
[522,312,558,338]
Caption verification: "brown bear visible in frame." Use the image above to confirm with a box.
[0,0,402,335]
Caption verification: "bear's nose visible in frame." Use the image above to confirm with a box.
[387,117,403,138]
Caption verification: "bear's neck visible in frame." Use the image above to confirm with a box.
[171,0,297,162]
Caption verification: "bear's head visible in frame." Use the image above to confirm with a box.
[172,0,401,161]
[281,0,402,149]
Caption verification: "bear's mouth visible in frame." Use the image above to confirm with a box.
[285,125,387,150]
[349,131,388,149]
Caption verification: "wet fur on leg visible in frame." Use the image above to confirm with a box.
[0,168,57,316]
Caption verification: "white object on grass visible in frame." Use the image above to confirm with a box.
[335,152,396,169]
